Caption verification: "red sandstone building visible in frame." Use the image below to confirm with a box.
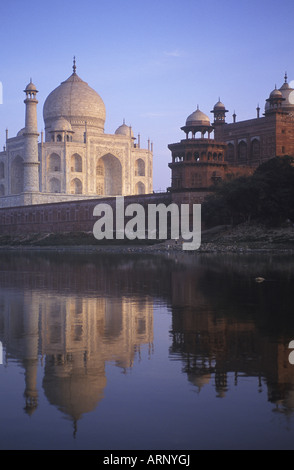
[168,74,294,204]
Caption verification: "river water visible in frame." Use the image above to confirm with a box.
[0,249,294,450]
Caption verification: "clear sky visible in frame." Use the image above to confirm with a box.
[0,0,294,190]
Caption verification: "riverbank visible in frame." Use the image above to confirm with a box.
[0,223,294,254]
[198,223,294,253]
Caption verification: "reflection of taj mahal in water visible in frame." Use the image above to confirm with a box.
[0,270,154,428]
[1,253,294,429]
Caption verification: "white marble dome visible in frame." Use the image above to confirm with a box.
[115,121,134,137]
[43,70,106,138]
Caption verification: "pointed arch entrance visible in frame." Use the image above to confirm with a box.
[70,178,83,194]
[135,181,145,194]
[96,154,122,196]
[11,156,24,194]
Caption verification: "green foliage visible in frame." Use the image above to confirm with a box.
[202,156,294,227]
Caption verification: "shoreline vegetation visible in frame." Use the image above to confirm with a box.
[0,222,293,254]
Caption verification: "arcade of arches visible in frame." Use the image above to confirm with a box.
[42,152,147,197]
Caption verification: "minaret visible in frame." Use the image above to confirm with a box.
[211,98,228,125]
[210,98,228,141]
[23,79,40,193]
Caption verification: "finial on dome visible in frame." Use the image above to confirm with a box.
[285,71,288,83]
[73,56,76,74]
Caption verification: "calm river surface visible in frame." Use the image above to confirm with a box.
[0,249,294,450]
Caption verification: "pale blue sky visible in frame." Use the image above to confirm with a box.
[0,0,294,190]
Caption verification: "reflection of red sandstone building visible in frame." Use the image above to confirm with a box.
[168,74,294,204]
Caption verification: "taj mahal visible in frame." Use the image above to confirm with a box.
[0,58,153,207]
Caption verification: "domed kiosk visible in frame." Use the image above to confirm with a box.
[279,73,294,111]
[115,120,134,138]
[265,85,285,114]
[211,99,228,125]
[181,106,213,138]
[264,75,294,115]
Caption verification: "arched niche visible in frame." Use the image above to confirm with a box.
[11,155,24,194]
[135,158,145,176]
[70,177,83,194]
[49,177,61,193]
[96,154,122,196]
[136,181,145,195]
[48,153,61,172]
[71,153,83,172]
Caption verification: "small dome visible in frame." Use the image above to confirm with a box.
[115,121,134,137]
[279,76,294,108]
[213,100,225,110]
[186,107,210,126]
[50,117,73,132]
[25,80,37,92]
[270,87,282,99]
[17,128,25,136]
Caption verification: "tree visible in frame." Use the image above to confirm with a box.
[252,156,294,224]
[202,175,259,226]
[202,156,294,227]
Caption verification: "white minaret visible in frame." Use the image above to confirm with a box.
[23,80,39,193]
